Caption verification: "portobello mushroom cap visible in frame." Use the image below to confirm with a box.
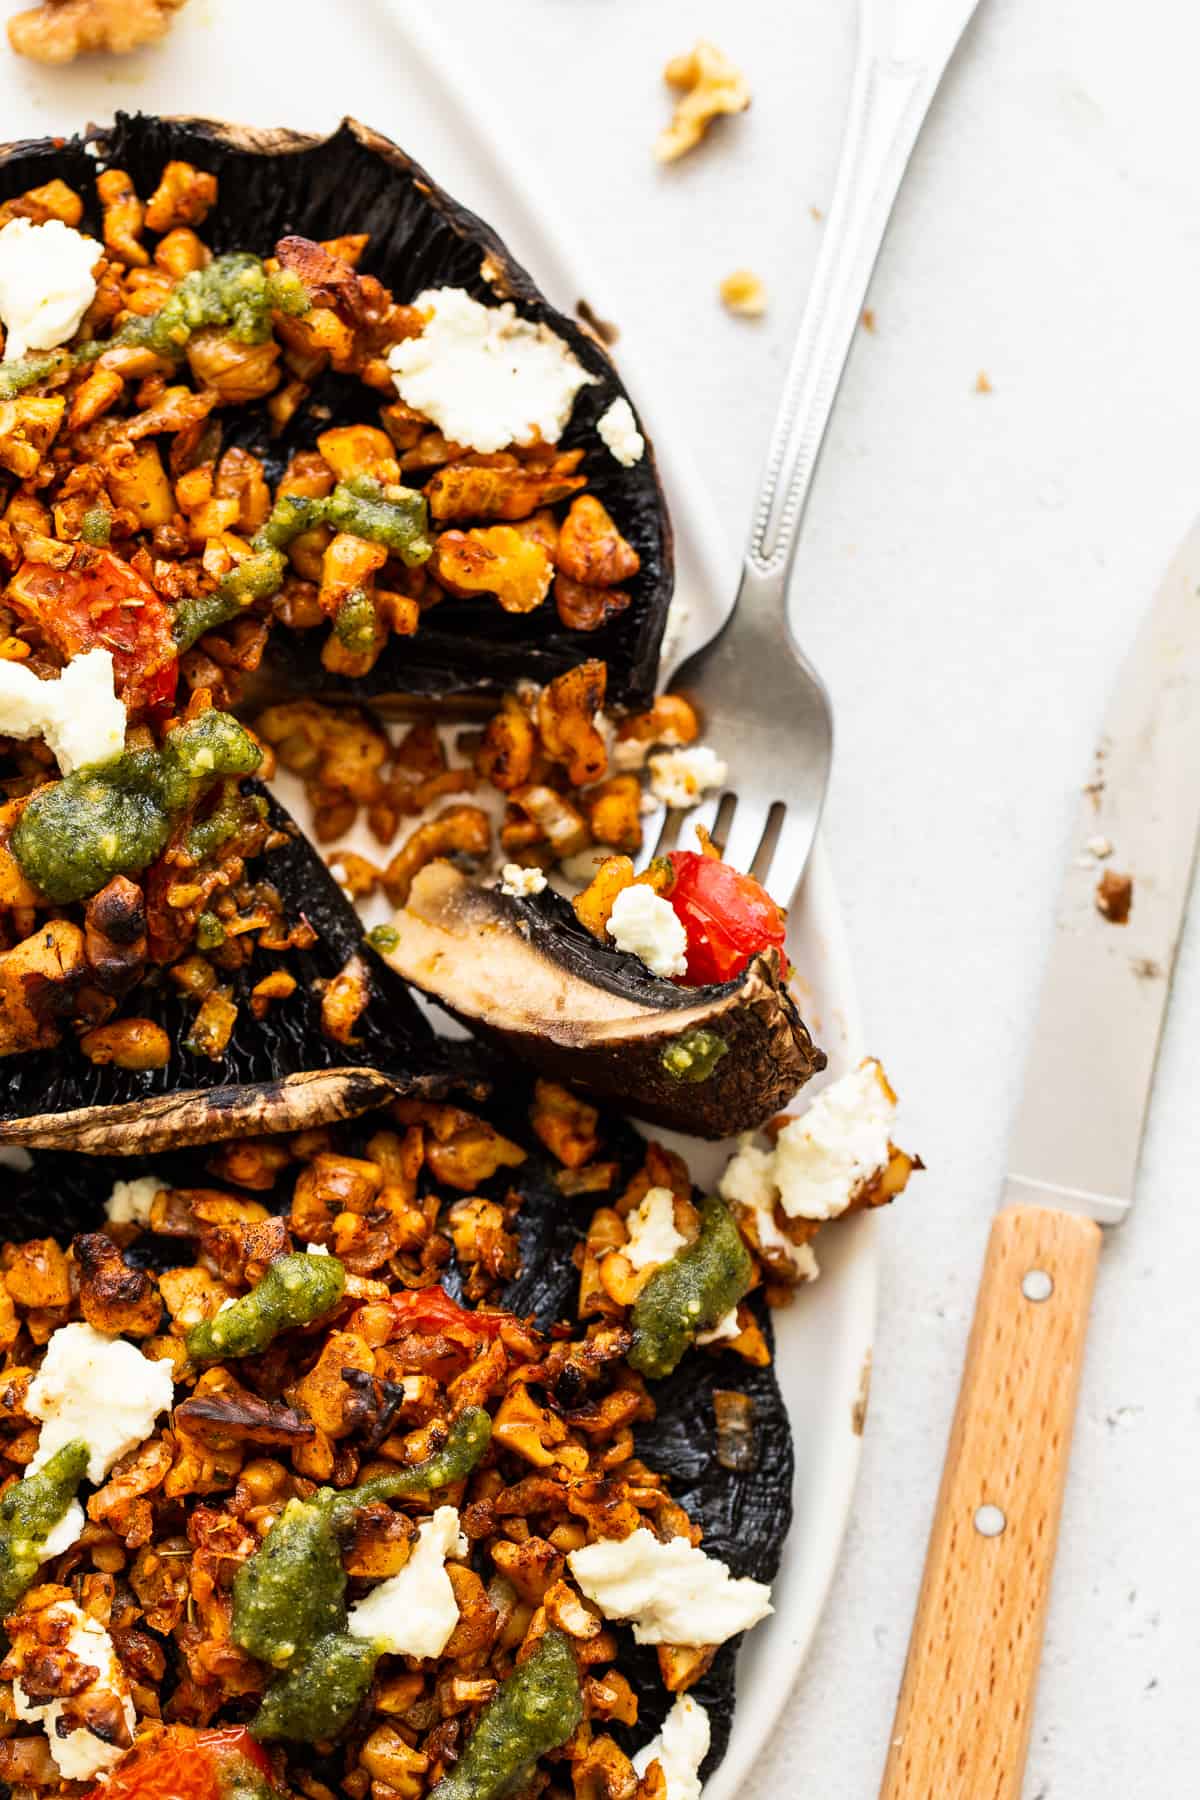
[0,792,482,1156]
[3,1097,792,1786]
[381,861,826,1137]
[0,113,672,710]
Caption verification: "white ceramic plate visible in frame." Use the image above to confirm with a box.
[0,12,878,1785]
[370,10,879,1793]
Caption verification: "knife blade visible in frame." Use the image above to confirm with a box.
[881,518,1200,1800]
[1006,514,1200,1225]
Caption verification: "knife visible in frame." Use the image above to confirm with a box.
[879,518,1200,1800]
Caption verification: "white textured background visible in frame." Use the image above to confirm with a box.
[4,0,1198,1792]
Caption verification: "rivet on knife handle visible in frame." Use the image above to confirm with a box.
[879,1203,1101,1800]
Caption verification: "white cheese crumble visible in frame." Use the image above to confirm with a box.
[28,1322,175,1486]
[624,1185,686,1271]
[347,1505,465,1658]
[500,862,548,898]
[389,287,595,454]
[0,649,125,775]
[39,1497,85,1560]
[104,1172,164,1228]
[0,218,100,364]
[695,1306,741,1346]
[597,396,645,467]
[613,736,650,771]
[770,1059,895,1220]
[607,883,688,979]
[569,1527,772,1646]
[633,1694,711,1800]
[14,1600,135,1781]
[649,745,727,810]
[718,1136,819,1282]
[306,1242,331,1256]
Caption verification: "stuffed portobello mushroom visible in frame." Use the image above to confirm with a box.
[0,112,672,712]
[0,782,478,1154]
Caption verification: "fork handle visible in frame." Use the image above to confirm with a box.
[746,0,977,599]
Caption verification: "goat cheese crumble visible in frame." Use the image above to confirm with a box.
[0,649,125,775]
[607,883,688,979]
[39,1497,85,1560]
[0,217,100,363]
[568,1527,772,1646]
[718,1137,819,1281]
[624,1185,686,1271]
[28,1322,175,1485]
[104,1172,164,1228]
[500,862,548,898]
[695,1306,741,1346]
[14,1600,135,1781]
[633,1694,711,1800]
[738,1059,895,1223]
[648,745,727,810]
[597,396,645,466]
[348,1505,465,1658]
[389,287,595,454]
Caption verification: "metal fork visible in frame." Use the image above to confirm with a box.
[654,0,983,904]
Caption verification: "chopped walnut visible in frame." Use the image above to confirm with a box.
[7,0,188,62]
[655,40,751,163]
[719,269,767,318]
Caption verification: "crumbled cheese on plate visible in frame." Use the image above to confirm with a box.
[0,649,125,775]
[28,1321,175,1485]
[389,286,595,454]
[569,1526,772,1646]
[633,1694,711,1800]
[104,1172,164,1228]
[500,862,548,898]
[607,883,688,979]
[14,1600,135,1781]
[624,1185,686,1271]
[648,744,727,810]
[0,217,99,363]
[348,1505,465,1658]
[597,396,645,466]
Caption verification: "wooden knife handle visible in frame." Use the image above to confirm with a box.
[879,1203,1102,1800]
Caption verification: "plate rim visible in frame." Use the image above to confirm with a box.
[367,6,879,1789]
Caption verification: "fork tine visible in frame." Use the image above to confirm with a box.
[761,810,816,911]
[717,799,770,878]
[675,797,722,855]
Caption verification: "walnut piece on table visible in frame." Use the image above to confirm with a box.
[655,39,751,163]
[7,0,187,63]
[720,269,767,317]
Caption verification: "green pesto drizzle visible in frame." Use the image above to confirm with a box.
[428,1627,583,1800]
[628,1193,754,1380]
[173,478,432,652]
[368,922,400,953]
[185,1251,346,1364]
[80,505,112,546]
[660,1027,729,1083]
[0,1439,89,1623]
[10,709,261,905]
[240,1407,492,1742]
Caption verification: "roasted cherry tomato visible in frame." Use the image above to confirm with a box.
[385,1284,508,1340]
[7,547,178,721]
[84,1726,273,1800]
[666,850,788,986]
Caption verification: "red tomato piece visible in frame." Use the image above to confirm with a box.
[84,1726,273,1800]
[385,1284,508,1340]
[665,850,788,986]
[6,547,178,722]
